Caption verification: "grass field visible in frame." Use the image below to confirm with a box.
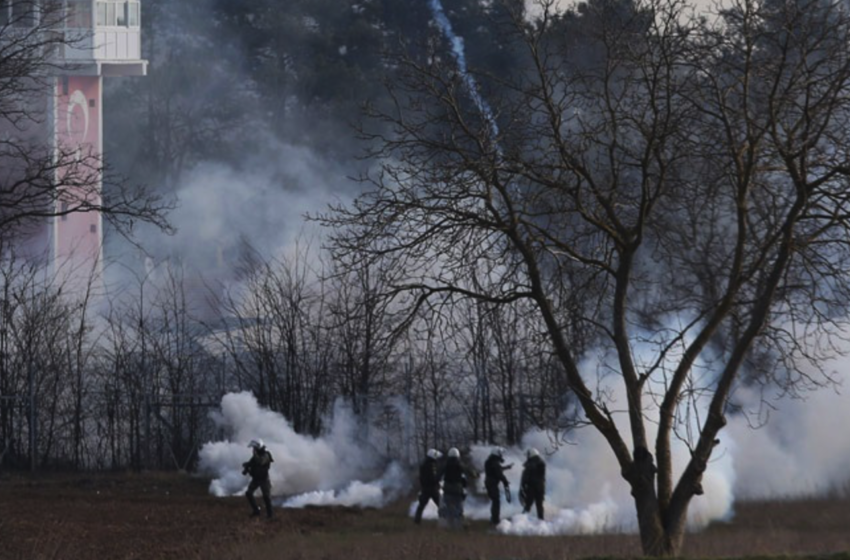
[1,472,848,560]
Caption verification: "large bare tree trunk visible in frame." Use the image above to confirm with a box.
[628,448,688,556]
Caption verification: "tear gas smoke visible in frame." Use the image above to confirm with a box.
[199,351,850,532]
[283,463,409,508]
[158,142,347,262]
[198,392,409,508]
[425,325,738,536]
[459,424,735,536]
[107,138,352,301]
[448,372,849,538]
[414,326,849,536]
[523,0,573,19]
[725,354,850,499]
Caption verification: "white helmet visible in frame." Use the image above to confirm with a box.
[492,447,505,459]
[248,439,264,450]
[526,447,540,459]
[448,447,460,458]
[427,448,442,460]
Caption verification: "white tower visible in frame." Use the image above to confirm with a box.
[53,0,147,287]
[1,0,147,290]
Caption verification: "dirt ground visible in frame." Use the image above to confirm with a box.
[1,471,849,560]
[0,471,358,560]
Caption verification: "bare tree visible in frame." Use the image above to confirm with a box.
[405,317,465,452]
[325,255,403,421]
[98,285,152,470]
[320,0,850,554]
[211,240,334,435]
[144,265,211,470]
[0,245,82,470]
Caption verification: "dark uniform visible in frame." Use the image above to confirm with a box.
[484,451,511,525]
[243,442,274,518]
[414,452,442,524]
[438,450,467,527]
[520,451,546,520]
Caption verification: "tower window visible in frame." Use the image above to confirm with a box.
[95,1,117,26]
[95,1,138,27]
[127,1,139,26]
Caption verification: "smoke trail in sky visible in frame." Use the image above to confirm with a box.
[197,392,409,509]
[427,0,500,143]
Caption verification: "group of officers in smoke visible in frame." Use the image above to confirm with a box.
[239,437,547,526]
[414,446,546,527]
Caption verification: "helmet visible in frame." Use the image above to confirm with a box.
[426,448,442,460]
[492,447,505,459]
[248,439,265,450]
[448,447,460,458]
[526,448,540,459]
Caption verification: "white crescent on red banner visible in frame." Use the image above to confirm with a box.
[66,89,90,142]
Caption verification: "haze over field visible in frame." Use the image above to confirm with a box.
[200,360,850,536]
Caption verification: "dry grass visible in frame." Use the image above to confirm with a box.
[1,472,849,560]
[211,492,850,560]
[682,498,850,558]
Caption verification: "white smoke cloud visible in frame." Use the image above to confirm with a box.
[458,327,736,536]
[200,347,850,533]
[165,141,348,261]
[523,0,573,19]
[726,358,850,499]
[103,137,354,319]
[198,392,409,509]
[451,419,734,536]
[284,462,409,508]
[415,333,849,537]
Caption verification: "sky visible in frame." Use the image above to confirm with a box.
[527,0,722,14]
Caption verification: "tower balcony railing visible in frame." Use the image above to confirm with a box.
[0,0,146,76]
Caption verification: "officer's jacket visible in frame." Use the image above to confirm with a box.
[484,454,509,488]
[419,456,440,489]
[521,456,546,495]
[243,449,274,481]
[439,458,467,496]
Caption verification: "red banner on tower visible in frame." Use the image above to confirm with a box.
[54,76,102,272]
